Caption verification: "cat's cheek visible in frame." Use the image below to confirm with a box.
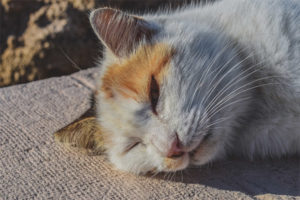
[106,146,159,174]
[143,146,167,172]
[190,139,224,166]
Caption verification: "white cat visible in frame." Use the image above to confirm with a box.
[55,0,300,175]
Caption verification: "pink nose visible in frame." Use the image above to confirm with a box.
[167,135,185,158]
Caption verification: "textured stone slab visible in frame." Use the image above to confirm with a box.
[0,68,299,199]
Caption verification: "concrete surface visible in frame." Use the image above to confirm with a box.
[0,68,299,199]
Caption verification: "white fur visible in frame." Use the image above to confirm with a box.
[94,0,300,174]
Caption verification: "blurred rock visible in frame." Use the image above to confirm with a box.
[0,0,204,87]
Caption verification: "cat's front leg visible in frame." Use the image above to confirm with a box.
[54,94,106,155]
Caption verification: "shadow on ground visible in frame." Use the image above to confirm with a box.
[153,157,300,196]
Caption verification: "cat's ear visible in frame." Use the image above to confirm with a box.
[90,8,159,57]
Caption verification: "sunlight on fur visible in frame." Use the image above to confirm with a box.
[55,0,300,175]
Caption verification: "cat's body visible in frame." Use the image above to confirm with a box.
[55,0,300,174]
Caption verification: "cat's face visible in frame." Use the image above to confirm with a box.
[91,8,251,174]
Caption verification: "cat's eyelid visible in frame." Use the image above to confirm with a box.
[149,75,160,115]
[124,137,142,153]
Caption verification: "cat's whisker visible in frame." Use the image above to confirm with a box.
[150,170,160,179]
[205,50,256,115]
[206,49,252,95]
[203,88,253,126]
[207,89,253,121]
[205,66,279,118]
[191,109,207,136]
[205,97,251,127]
[187,50,231,122]
[59,46,82,71]
[199,46,253,109]
[199,59,250,128]
[166,172,172,181]
[166,173,170,182]
[171,171,177,182]
[211,125,235,130]
[163,172,167,180]
[203,55,265,114]
[170,172,175,182]
[204,116,233,129]
[189,43,235,109]
[186,107,202,138]
[190,42,233,104]
[204,54,272,115]
[206,82,280,122]
[208,74,281,118]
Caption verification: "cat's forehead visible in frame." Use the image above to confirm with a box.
[100,43,174,101]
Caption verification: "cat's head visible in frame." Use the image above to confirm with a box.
[90,8,252,174]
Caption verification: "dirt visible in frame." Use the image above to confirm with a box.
[0,0,204,87]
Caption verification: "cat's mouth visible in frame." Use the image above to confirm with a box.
[161,132,213,172]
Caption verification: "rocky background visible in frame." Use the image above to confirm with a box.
[0,0,208,87]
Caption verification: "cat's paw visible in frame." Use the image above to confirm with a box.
[54,117,105,154]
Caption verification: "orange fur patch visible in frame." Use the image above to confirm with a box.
[101,43,174,101]
[164,157,185,170]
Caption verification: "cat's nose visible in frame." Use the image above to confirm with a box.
[167,134,185,158]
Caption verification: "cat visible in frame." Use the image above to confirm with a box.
[55,0,300,175]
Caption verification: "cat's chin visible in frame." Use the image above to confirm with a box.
[163,152,190,172]
[161,139,207,172]
[160,139,207,172]
[161,146,211,172]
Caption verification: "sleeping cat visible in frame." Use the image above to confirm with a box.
[55,0,300,174]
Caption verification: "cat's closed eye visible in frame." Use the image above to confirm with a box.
[149,75,159,115]
[124,138,142,153]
